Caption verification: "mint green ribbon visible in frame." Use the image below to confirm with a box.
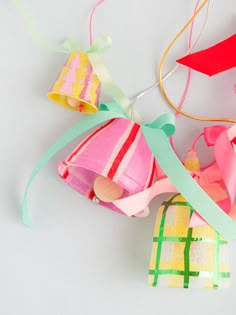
[62,36,112,54]
[142,126,236,240]
[22,102,236,240]
[22,102,173,226]
[13,0,112,54]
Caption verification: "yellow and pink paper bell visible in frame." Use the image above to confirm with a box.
[57,118,156,215]
[48,52,101,113]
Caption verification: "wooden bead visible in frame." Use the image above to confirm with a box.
[93,175,124,202]
[67,97,79,108]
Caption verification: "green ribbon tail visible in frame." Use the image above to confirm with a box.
[88,53,142,122]
[22,109,126,226]
[142,125,236,241]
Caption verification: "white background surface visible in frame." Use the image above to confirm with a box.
[1,0,236,314]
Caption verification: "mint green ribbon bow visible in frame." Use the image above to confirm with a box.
[22,102,236,240]
[61,36,112,54]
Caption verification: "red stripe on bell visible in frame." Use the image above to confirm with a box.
[67,119,115,162]
[107,124,141,179]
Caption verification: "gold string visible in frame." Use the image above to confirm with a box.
[158,0,236,124]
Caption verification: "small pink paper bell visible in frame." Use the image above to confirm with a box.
[57,118,155,215]
[48,52,101,113]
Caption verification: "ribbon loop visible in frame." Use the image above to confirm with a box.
[98,102,127,116]
[146,113,176,137]
[61,38,82,53]
[87,36,112,54]
[204,125,227,146]
[61,35,112,54]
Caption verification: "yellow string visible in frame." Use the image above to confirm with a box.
[158,0,236,124]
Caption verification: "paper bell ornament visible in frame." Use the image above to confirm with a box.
[149,194,230,289]
[57,118,156,215]
[48,52,101,113]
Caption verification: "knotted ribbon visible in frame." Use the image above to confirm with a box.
[23,103,236,240]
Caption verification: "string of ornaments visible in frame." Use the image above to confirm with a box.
[16,0,236,289]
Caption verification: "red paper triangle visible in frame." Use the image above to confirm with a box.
[176,34,236,76]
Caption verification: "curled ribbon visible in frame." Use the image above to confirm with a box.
[203,125,228,146]
[200,124,236,223]
[113,121,236,240]
[23,103,236,240]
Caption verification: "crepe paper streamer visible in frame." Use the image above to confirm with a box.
[57,117,156,216]
[23,102,236,240]
[177,34,236,76]
[148,194,230,289]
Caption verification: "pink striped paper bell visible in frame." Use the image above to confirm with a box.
[48,52,101,114]
[57,118,155,215]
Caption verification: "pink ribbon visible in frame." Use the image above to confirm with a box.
[186,124,236,226]
[204,125,228,146]
[113,124,236,228]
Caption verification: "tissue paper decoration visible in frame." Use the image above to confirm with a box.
[176,34,236,76]
[149,194,230,289]
[48,52,101,113]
